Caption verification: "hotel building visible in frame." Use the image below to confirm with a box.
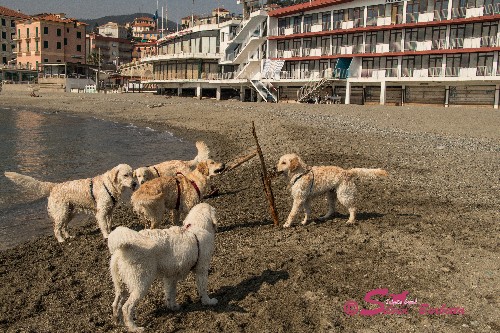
[142,0,500,107]
[14,13,87,70]
[266,0,500,106]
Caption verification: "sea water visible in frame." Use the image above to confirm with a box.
[0,107,195,250]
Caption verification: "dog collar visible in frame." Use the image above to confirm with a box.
[103,183,117,206]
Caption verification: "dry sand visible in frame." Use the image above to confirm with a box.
[0,92,499,332]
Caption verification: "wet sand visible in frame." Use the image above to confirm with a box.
[0,92,499,332]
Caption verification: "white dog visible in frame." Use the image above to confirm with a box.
[4,164,136,242]
[108,203,218,332]
[131,160,225,228]
[276,153,388,227]
[134,141,210,186]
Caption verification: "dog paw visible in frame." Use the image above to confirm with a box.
[127,326,145,333]
[283,223,292,228]
[346,219,356,225]
[202,297,218,306]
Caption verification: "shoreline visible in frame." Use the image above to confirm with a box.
[0,92,499,332]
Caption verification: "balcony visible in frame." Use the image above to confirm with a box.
[321,46,331,56]
[360,68,398,79]
[433,9,449,21]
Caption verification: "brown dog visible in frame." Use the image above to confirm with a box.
[134,141,210,186]
[131,160,224,228]
[276,154,388,227]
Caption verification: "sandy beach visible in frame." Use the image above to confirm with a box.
[0,91,499,332]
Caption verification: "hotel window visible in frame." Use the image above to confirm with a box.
[57,42,61,49]
[367,4,386,26]
[407,0,429,22]
[44,58,48,62]
[43,41,48,48]
[1,18,5,26]
[292,39,301,56]
[11,20,15,27]
[302,38,312,56]
[348,7,364,27]
[278,18,286,35]
[77,31,82,39]
[332,35,343,53]
[321,36,330,55]
[44,26,48,34]
[26,41,30,52]
[27,28,30,37]
[366,32,378,53]
[57,28,61,36]
[332,10,343,29]
[480,21,498,46]
[18,28,20,38]
[77,45,81,52]
[433,0,449,20]
[292,16,301,34]
[1,31,5,39]
[35,27,38,36]
[405,28,419,50]
[1,44,6,52]
[36,41,39,51]
[303,15,312,33]
[322,12,331,30]
[64,38,67,45]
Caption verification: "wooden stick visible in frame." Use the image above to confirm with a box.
[252,121,280,226]
[224,149,257,172]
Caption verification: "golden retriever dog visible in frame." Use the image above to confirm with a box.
[134,141,210,186]
[131,160,224,228]
[108,203,218,332]
[4,164,136,242]
[276,154,388,227]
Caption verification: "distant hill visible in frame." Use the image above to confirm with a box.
[80,13,178,33]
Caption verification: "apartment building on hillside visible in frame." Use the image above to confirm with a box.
[0,6,29,66]
[98,22,128,39]
[14,13,87,70]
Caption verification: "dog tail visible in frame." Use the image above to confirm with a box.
[189,141,210,166]
[108,226,156,255]
[350,168,388,180]
[4,172,56,197]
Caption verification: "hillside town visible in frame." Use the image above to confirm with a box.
[2,0,500,107]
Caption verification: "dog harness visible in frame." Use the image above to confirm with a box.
[174,173,201,210]
[185,224,201,271]
[290,170,315,193]
[89,179,116,207]
[89,179,96,202]
[103,183,117,206]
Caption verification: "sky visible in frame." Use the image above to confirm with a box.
[0,0,246,22]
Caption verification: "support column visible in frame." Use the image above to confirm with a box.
[401,85,405,106]
[345,81,351,104]
[240,85,245,102]
[251,89,256,102]
[177,86,182,96]
[445,85,450,107]
[196,84,202,100]
[494,84,499,109]
[216,86,221,100]
[380,80,386,105]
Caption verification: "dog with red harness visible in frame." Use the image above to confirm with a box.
[131,160,225,228]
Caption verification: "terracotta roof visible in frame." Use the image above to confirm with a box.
[0,5,29,19]
[20,13,87,25]
[268,0,354,17]
[133,22,156,27]
[135,16,154,21]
